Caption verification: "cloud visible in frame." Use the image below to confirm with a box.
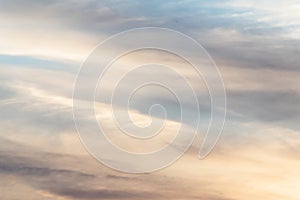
[0,137,196,199]
[51,188,154,199]
[0,0,300,199]
[227,90,300,130]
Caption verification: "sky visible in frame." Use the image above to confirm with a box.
[0,0,300,199]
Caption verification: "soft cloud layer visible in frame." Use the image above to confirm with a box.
[0,0,300,199]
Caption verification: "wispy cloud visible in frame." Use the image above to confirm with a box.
[0,0,300,199]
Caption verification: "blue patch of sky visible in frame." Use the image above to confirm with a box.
[0,54,77,73]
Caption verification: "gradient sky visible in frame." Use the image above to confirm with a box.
[1,0,300,199]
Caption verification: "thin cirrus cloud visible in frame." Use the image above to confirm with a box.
[0,0,300,199]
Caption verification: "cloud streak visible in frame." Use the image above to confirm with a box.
[0,0,300,199]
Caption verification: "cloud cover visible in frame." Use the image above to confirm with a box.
[0,0,300,199]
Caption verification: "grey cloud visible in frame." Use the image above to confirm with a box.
[51,188,154,199]
[0,138,94,180]
[227,90,300,129]
[204,38,300,71]
[0,140,136,199]
[0,137,194,200]
[0,155,94,179]
[0,154,153,199]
